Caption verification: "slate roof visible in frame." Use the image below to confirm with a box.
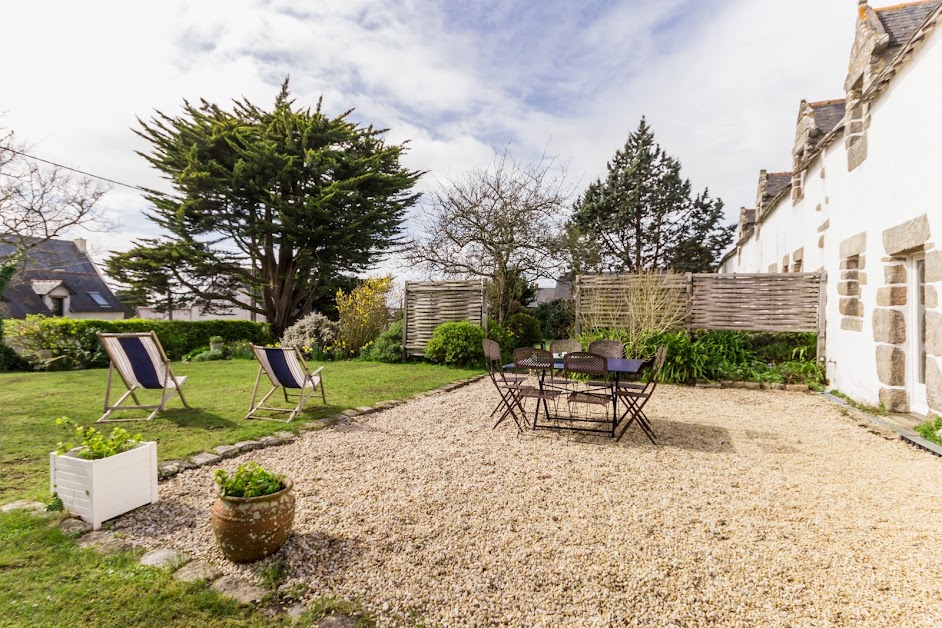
[764,172,792,203]
[742,208,756,228]
[0,237,122,318]
[809,99,847,136]
[876,1,942,46]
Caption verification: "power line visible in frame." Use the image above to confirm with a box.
[4,147,150,192]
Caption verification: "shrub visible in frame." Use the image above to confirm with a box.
[335,276,393,358]
[505,312,542,348]
[362,320,403,363]
[530,299,573,340]
[281,312,340,356]
[214,462,286,498]
[425,322,485,367]
[485,321,515,363]
[191,349,226,362]
[4,316,272,369]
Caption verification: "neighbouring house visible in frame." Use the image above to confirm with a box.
[137,298,265,323]
[534,278,573,305]
[720,0,942,415]
[0,237,124,320]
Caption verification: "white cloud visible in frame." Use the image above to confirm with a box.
[0,0,862,273]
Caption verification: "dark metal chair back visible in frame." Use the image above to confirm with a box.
[563,352,608,379]
[513,347,553,370]
[482,338,502,370]
[588,339,624,359]
[550,339,582,356]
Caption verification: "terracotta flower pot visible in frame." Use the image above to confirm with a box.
[211,478,296,563]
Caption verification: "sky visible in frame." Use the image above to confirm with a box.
[0,0,862,275]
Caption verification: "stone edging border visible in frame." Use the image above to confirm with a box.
[694,380,812,392]
[157,375,487,481]
[821,391,942,457]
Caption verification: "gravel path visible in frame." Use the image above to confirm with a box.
[116,382,942,627]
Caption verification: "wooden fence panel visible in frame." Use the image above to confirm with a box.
[689,273,822,332]
[575,272,823,335]
[402,280,486,357]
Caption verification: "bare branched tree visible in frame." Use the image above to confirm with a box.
[0,126,112,250]
[405,149,571,323]
[578,272,688,359]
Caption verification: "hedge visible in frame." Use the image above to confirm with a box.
[4,316,272,370]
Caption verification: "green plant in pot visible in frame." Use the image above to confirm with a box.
[209,335,225,352]
[211,462,295,563]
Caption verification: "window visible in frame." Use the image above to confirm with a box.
[88,291,110,307]
[50,297,65,317]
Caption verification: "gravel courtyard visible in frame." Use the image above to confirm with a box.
[117,381,942,627]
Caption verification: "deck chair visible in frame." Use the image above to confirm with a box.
[97,332,190,423]
[247,346,326,423]
[615,345,667,444]
[484,339,530,432]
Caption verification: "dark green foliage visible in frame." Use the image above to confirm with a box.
[529,299,573,341]
[485,321,515,363]
[505,312,543,348]
[215,462,286,498]
[0,252,28,372]
[104,240,197,319]
[362,321,403,363]
[746,332,818,364]
[190,349,227,362]
[570,118,733,273]
[424,322,485,367]
[135,79,423,335]
[5,316,272,369]
[579,328,823,386]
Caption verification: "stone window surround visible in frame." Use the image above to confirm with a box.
[838,232,866,333]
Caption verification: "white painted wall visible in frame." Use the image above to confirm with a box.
[722,24,942,411]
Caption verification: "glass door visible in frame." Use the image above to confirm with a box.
[909,255,928,415]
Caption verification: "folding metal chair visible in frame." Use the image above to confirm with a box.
[483,339,530,432]
[549,339,582,357]
[563,352,615,432]
[513,348,562,427]
[97,332,190,422]
[615,345,667,444]
[247,346,326,423]
[587,339,624,359]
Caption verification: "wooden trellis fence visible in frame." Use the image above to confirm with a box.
[575,272,827,356]
[402,280,487,357]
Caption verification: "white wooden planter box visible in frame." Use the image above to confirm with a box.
[50,442,158,530]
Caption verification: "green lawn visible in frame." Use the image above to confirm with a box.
[0,360,481,502]
[0,359,478,626]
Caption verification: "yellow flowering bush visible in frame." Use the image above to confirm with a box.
[335,276,394,358]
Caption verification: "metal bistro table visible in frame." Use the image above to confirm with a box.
[504,357,644,437]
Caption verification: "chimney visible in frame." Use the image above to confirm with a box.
[74,238,87,254]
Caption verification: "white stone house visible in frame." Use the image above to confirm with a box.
[720,0,942,416]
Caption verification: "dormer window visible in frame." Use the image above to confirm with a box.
[50,297,65,317]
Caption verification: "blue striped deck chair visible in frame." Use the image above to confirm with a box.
[247,346,327,422]
[97,332,190,422]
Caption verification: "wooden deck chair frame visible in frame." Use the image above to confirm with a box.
[247,346,326,423]
[97,332,190,423]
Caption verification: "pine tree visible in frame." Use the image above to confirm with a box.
[570,118,733,273]
[105,241,195,320]
[133,79,422,335]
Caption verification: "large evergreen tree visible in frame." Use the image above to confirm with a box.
[134,80,422,335]
[105,240,196,320]
[570,118,733,273]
